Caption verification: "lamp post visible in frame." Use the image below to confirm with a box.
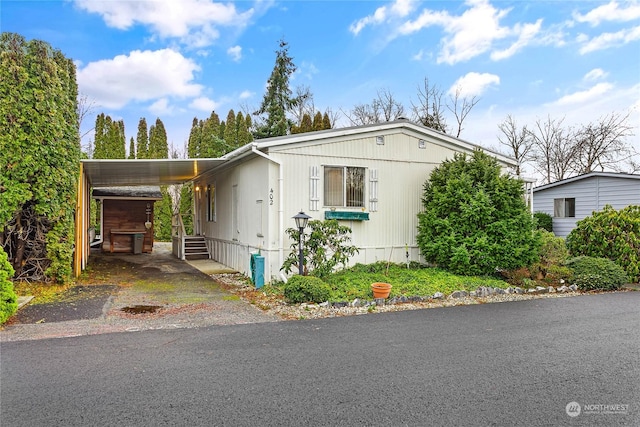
[292,211,311,276]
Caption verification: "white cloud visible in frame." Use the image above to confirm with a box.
[449,72,500,97]
[584,68,608,81]
[239,90,253,99]
[491,19,543,61]
[227,45,242,62]
[77,49,202,109]
[149,98,173,115]
[74,0,256,47]
[397,0,543,64]
[189,96,219,111]
[578,25,640,53]
[551,82,614,106]
[573,1,640,26]
[411,49,424,61]
[349,0,417,35]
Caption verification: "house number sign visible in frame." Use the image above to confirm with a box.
[269,188,274,206]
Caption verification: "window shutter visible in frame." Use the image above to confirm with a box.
[369,169,378,212]
[310,166,320,211]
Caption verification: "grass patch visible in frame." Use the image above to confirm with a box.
[11,281,71,304]
[269,262,510,302]
[222,295,241,301]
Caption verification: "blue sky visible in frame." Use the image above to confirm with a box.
[3,0,640,174]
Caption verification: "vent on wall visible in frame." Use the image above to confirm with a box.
[376,136,385,145]
[418,139,426,149]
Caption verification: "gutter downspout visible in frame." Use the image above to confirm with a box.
[251,144,287,282]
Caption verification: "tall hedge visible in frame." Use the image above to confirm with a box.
[417,150,541,276]
[0,246,18,324]
[566,205,639,283]
[0,33,80,282]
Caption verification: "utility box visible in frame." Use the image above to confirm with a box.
[250,253,265,289]
[133,233,144,254]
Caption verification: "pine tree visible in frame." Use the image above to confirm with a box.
[224,109,237,148]
[148,118,168,159]
[236,111,252,147]
[128,137,135,159]
[187,117,202,158]
[322,112,332,130]
[312,111,323,131]
[254,39,298,138]
[136,118,148,159]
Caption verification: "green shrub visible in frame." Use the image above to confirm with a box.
[566,205,639,283]
[283,275,332,304]
[0,246,18,324]
[565,256,628,291]
[417,150,541,275]
[534,212,553,232]
[281,219,359,278]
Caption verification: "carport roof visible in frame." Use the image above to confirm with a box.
[81,158,226,186]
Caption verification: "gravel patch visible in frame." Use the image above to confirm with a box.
[210,273,593,320]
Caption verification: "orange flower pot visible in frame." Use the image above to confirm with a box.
[371,282,392,299]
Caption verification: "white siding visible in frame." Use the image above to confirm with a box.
[533,175,640,237]
[195,126,516,282]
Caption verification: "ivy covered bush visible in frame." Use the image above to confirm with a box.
[566,205,639,283]
[417,150,541,276]
[0,246,18,324]
[283,275,332,304]
[1,33,80,283]
[565,256,628,291]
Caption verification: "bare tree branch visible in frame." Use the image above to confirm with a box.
[411,77,448,133]
[447,86,479,138]
[497,114,534,177]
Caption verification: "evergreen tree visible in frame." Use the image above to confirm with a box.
[93,114,125,159]
[148,118,168,159]
[312,111,323,131]
[136,117,148,159]
[254,39,298,138]
[224,109,237,148]
[236,111,252,147]
[0,33,80,282]
[187,117,202,158]
[322,112,332,130]
[417,150,540,275]
[128,137,135,159]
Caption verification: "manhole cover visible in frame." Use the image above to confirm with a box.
[121,305,162,314]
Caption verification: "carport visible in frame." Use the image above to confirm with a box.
[75,158,225,276]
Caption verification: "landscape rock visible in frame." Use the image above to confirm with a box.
[494,287,505,295]
[514,287,524,294]
[374,298,385,306]
[536,286,548,293]
[557,285,568,293]
[569,284,579,292]
[449,290,468,299]
[432,292,444,299]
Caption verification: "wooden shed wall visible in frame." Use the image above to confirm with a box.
[102,199,154,253]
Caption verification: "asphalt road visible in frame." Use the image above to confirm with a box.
[2,292,638,426]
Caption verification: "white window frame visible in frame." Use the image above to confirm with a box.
[323,165,366,208]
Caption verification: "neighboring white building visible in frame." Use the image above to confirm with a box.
[190,119,517,282]
[532,172,640,237]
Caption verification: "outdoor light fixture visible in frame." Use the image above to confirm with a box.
[292,211,311,276]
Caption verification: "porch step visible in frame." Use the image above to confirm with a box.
[184,236,210,260]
